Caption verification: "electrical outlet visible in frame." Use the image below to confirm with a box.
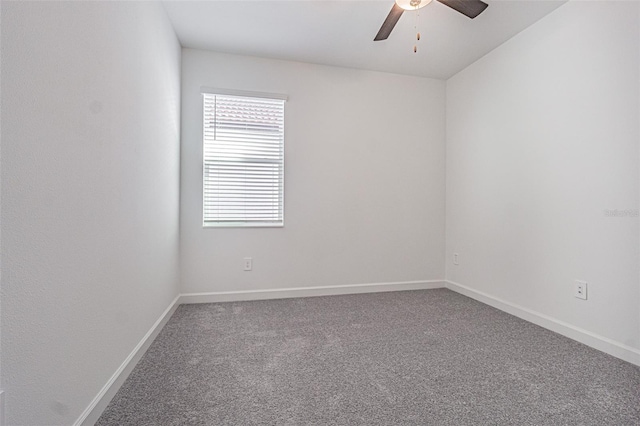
[243,257,252,271]
[453,253,459,266]
[574,280,588,300]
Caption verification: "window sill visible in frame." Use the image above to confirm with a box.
[203,222,284,228]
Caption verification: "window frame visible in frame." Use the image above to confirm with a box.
[201,87,287,228]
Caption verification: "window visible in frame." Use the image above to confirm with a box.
[202,90,286,227]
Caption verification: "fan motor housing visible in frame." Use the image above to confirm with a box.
[396,0,433,11]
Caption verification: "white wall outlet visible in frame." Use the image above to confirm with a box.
[574,280,588,300]
[243,257,253,271]
[453,253,459,266]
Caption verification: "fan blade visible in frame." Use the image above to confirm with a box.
[374,3,404,41]
[437,0,488,19]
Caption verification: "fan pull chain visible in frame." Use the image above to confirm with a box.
[413,6,421,53]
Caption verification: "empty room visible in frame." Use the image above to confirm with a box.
[1,0,639,424]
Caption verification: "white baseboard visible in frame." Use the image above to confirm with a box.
[76,280,443,424]
[79,278,640,425]
[74,295,181,426]
[445,280,640,367]
[179,280,446,304]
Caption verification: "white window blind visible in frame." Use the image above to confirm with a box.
[203,92,285,227]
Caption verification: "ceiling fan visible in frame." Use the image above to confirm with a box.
[374,0,489,41]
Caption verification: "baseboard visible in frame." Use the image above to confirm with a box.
[179,280,446,304]
[75,281,443,424]
[445,280,640,367]
[72,279,639,425]
[74,295,181,426]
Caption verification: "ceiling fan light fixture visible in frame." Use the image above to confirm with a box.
[395,0,432,11]
[374,0,488,42]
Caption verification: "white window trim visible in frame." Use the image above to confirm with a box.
[200,86,288,102]
[201,89,287,228]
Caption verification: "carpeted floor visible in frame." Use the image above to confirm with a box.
[96,289,640,425]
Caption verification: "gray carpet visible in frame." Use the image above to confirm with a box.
[96,289,640,425]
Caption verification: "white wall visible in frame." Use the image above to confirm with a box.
[446,1,640,351]
[0,0,3,421]
[181,49,446,294]
[1,2,181,424]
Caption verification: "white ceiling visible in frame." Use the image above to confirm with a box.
[163,0,566,79]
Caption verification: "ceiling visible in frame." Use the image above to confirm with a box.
[162,0,566,80]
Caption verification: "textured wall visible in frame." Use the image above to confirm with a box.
[180,49,446,294]
[1,2,181,424]
[446,1,640,350]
